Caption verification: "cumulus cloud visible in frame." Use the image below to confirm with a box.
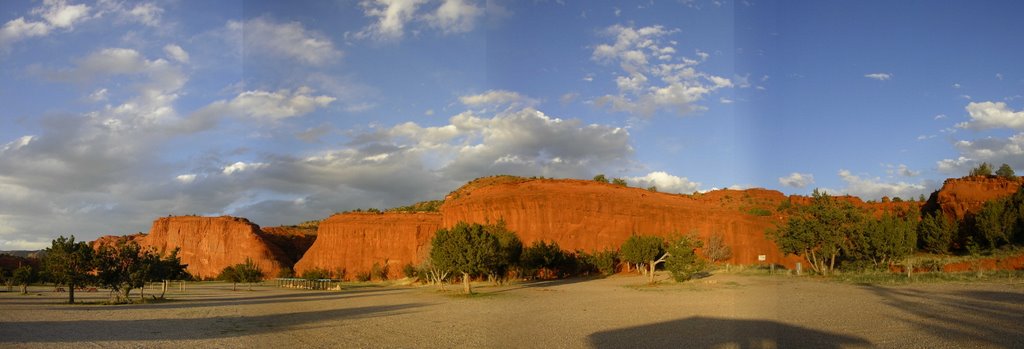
[228,17,342,65]
[936,133,1024,174]
[354,0,428,40]
[822,170,932,200]
[592,24,732,116]
[459,90,537,109]
[956,101,1024,130]
[864,73,891,81]
[424,0,482,34]
[1,0,91,49]
[778,172,814,188]
[628,171,701,193]
[222,161,268,175]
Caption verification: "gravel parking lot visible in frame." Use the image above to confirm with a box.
[2,273,1022,348]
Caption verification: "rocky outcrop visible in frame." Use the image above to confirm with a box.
[439,177,805,267]
[142,216,290,280]
[936,176,1022,220]
[259,226,318,265]
[294,212,442,279]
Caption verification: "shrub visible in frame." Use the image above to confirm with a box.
[593,174,609,183]
[611,178,628,186]
[520,240,570,278]
[301,268,331,280]
[969,162,993,177]
[703,233,732,263]
[747,208,772,216]
[370,261,389,281]
[664,234,707,282]
[430,222,501,293]
[996,163,1016,179]
[402,263,418,279]
[355,272,371,282]
[581,249,619,276]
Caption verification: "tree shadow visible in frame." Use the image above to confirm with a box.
[0,303,427,343]
[860,285,1024,347]
[589,316,872,349]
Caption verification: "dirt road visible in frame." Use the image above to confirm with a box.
[1,273,1022,348]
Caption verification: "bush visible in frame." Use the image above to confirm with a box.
[970,162,993,177]
[520,240,570,278]
[593,174,609,183]
[277,268,295,278]
[996,163,1016,179]
[402,263,418,279]
[747,208,772,216]
[611,178,628,186]
[355,272,371,282]
[370,261,389,281]
[703,233,732,263]
[918,211,955,254]
[581,249,618,276]
[301,267,331,280]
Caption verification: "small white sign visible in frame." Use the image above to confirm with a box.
[758,255,767,262]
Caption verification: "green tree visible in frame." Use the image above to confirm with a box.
[593,174,609,183]
[918,211,956,253]
[149,248,189,299]
[486,221,523,283]
[769,189,864,275]
[94,241,156,303]
[43,235,94,303]
[664,234,707,282]
[12,265,35,295]
[973,198,1015,249]
[996,163,1016,179]
[520,240,569,278]
[611,178,628,186]
[969,162,993,177]
[429,222,501,294]
[620,235,667,283]
[848,213,917,269]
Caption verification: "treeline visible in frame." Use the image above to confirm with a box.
[404,221,728,294]
[771,181,1024,275]
[1,236,190,304]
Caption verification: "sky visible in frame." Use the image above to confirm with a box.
[1,0,1022,249]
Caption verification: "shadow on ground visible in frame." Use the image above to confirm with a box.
[588,316,872,349]
[861,285,1024,347]
[0,302,426,343]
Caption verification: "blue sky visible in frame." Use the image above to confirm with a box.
[1,0,1022,249]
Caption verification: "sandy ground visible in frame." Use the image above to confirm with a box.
[1,273,1022,348]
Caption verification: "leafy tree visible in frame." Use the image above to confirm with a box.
[769,189,864,275]
[664,234,707,282]
[703,233,732,263]
[918,211,956,253]
[847,213,917,269]
[611,178,628,186]
[220,258,264,291]
[973,198,1015,249]
[647,186,658,192]
[580,249,619,276]
[12,265,35,295]
[969,162,993,177]
[593,174,609,183]
[149,248,189,299]
[520,240,570,278]
[620,235,667,283]
[429,222,501,294]
[43,235,95,303]
[94,241,156,303]
[486,221,523,283]
[996,163,1016,179]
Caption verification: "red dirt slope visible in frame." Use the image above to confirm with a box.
[936,176,1022,220]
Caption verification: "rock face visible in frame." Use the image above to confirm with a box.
[440,177,805,267]
[143,216,290,280]
[936,176,1022,220]
[259,226,318,265]
[294,212,442,279]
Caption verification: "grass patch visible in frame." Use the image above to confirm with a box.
[831,270,1024,285]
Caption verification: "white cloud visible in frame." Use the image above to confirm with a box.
[229,17,342,65]
[94,1,165,27]
[934,114,947,120]
[459,90,537,108]
[354,0,427,40]
[175,174,197,183]
[223,162,268,175]
[0,0,92,48]
[778,172,814,188]
[956,101,1024,130]
[864,73,891,81]
[424,0,482,34]
[163,44,189,63]
[936,133,1024,174]
[719,97,733,104]
[560,92,579,105]
[592,24,732,116]
[88,88,108,102]
[822,170,931,200]
[628,171,701,193]
[202,87,336,121]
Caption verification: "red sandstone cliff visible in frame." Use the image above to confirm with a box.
[293,212,442,279]
[935,176,1022,220]
[439,177,805,267]
[95,216,292,280]
[259,226,317,265]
